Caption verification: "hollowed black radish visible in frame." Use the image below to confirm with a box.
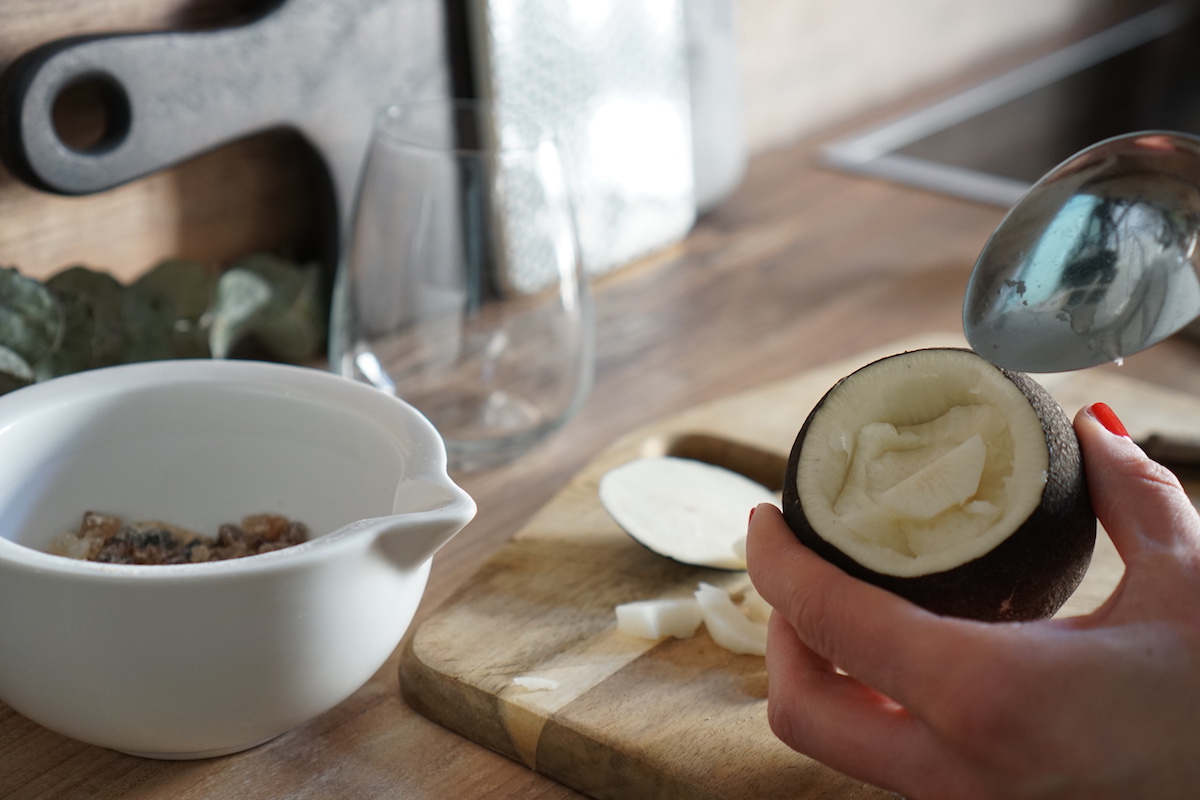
[782,348,1096,621]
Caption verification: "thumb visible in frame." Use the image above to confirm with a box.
[1073,402,1200,559]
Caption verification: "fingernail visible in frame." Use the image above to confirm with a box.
[749,506,756,525]
[1090,402,1129,438]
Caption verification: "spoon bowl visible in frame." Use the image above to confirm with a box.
[963,131,1200,372]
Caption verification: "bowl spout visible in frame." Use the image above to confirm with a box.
[358,480,476,570]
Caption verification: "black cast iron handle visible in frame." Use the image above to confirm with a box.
[0,0,450,236]
[1,6,304,196]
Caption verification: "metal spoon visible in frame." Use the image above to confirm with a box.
[963,131,1200,372]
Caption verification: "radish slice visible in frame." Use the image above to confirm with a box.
[615,597,703,640]
[739,585,773,624]
[616,584,773,656]
[599,456,776,570]
[694,582,768,656]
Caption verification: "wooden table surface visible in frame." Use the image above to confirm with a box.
[7,94,1200,800]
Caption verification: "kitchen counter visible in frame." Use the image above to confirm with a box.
[6,103,1200,799]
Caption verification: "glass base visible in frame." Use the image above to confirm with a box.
[443,419,568,472]
[345,349,591,472]
[417,388,572,472]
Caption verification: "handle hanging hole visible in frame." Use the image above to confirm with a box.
[51,73,131,154]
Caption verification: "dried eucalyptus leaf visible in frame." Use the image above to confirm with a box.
[208,268,272,359]
[136,258,215,322]
[46,266,125,367]
[164,318,211,360]
[0,375,31,396]
[134,260,214,359]
[0,266,62,367]
[209,254,324,363]
[34,289,96,380]
[242,259,324,363]
[122,284,179,363]
[0,343,34,395]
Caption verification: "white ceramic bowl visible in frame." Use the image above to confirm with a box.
[0,360,475,758]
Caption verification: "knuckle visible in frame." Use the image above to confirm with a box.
[783,580,843,664]
[765,693,809,752]
[1131,457,1187,497]
[1108,451,1190,513]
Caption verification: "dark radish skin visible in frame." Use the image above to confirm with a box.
[781,348,1096,622]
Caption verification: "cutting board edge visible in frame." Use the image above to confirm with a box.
[396,332,1200,800]
[399,634,530,767]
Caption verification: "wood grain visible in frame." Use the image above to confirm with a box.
[0,0,1157,282]
[4,32,1200,796]
[0,1,324,281]
[398,333,1200,800]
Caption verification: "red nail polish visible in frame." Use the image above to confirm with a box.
[748,506,756,525]
[1090,402,1129,438]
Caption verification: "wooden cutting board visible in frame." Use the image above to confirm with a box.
[398,333,1200,800]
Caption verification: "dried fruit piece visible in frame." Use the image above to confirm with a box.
[47,512,310,565]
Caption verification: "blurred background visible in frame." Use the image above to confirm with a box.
[0,0,1166,284]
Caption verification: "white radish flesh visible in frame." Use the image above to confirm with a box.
[739,585,773,624]
[878,433,987,519]
[615,597,704,640]
[797,350,1050,577]
[600,456,775,570]
[694,582,768,656]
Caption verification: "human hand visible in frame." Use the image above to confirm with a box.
[746,403,1200,799]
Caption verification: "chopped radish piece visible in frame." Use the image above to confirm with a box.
[694,582,768,656]
[615,597,704,640]
[739,585,773,624]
